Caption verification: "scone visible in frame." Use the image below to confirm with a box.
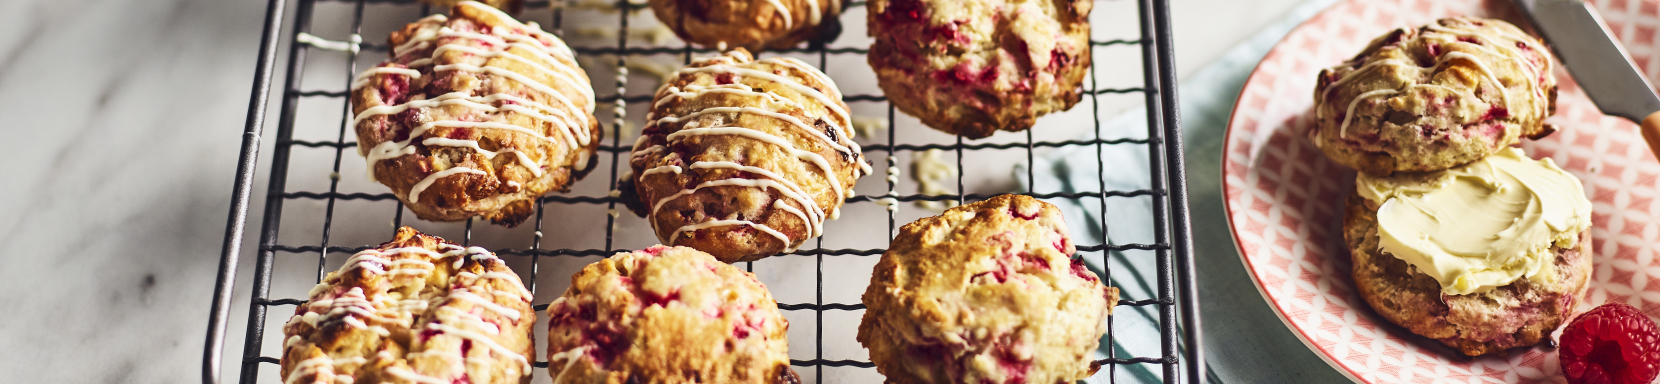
[649,0,843,50]
[867,0,1092,139]
[420,0,522,14]
[544,245,798,383]
[352,1,600,226]
[1345,147,1592,356]
[1312,17,1557,175]
[280,227,537,384]
[621,49,868,263]
[858,194,1117,384]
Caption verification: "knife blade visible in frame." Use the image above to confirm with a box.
[1514,0,1660,158]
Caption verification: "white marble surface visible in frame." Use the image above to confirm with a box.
[0,0,1311,382]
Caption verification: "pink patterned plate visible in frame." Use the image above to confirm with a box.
[1222,0,1660,382]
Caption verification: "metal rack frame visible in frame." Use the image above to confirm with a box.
[202,0,1201,382]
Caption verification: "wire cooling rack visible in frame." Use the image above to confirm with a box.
[203,0,1200,383]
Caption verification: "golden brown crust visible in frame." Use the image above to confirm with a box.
[624,49,866,263]
[866,0,1091,139]
[1344,192,1591,356]
[649,0,842,51]
[544,246,796,383]
[353,3,601,227]
[280,227,537,384]
[1311,17,1557,176]
[858,195,1116,383]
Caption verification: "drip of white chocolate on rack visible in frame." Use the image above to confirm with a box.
[283,243,534,383]
[350,2,594,202]
[911,149,957,210]
[639,52,866,252]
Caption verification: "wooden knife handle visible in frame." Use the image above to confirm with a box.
[1644,111,1660,161]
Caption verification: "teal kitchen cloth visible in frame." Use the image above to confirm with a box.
[1017,0,1352,382]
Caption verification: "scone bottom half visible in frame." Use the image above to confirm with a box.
[858,194,1118,384]
[545,245,799,384]
[1310,17,1558,176]
[1346,193,1591,356]
[350,1,601,227]
[623,49,868,264]
[1343,146,1593,356]
[648,0,846,51]
[280,227,538,384]
[867,0,1093,139]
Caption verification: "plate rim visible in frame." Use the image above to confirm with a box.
[1219,0,1426,382]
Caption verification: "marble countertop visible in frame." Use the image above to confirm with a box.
[0,0,1321,382]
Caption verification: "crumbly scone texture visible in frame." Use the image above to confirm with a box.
[649,0,843,50]
[858,194,1117,384]
[545,245,799,383]
[867,0,1091,139]
[1344,192,1590,356]
[420,0,523,14]
[280,227,537,384]
[622,49,866,263]
[352,2,601,226]
[1312,17,1558,176]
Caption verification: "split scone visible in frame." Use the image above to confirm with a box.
[867,0,1092,139]
[1346,147,1592,356]
[1312,17,1557,175]
[649,0,844,50]
[352,1,600,226]
[544,245,798,383]
[621,49,868,263]
[859,194,1118,383]
[280,227,537,384]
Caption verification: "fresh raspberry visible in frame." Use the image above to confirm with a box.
[1560,303,1660,384]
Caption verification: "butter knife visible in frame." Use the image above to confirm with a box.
[1514,0,1660,158]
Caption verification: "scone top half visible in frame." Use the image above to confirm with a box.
[280,227,537,384]
[624,49,868,263]
[649,0,844,50]
[867,0,1092,139]
[544,245,797,383]
[351,1,601,226]
[858,195,1117,384]
[1312,17,1557,176]
[1347,147,1593,355]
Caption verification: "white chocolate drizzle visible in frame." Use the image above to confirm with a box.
[1325,20,1552,136]
[763,0,794,29]
[1424,23,1554,119]
[638,52,865,252]
[352,3,593,198]
[1340,89,1400,138]
[383,366,447,384]
[283,236,534,384]
[547,346,590,384]
[408,167,485,203]
[297,32,361,53]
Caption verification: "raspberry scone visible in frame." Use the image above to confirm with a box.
[1345,148,1592,356]
[544,246,799,383]
[858,194,1118,383]
[419,0,521,14]
[621,49,869,263]
[352,1,600,226]
[649,0,843,50]
[866,0,1092,139]
[280,227,537,384]
[1312,17,1557,175]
